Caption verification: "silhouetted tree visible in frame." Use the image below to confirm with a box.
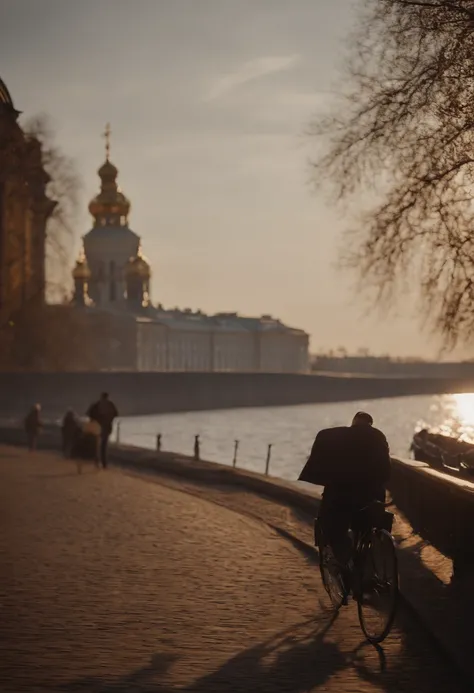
[23,113,80,302]
[310,1,474,346]
[1,115,82,369]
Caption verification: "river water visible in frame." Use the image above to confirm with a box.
[116,393,474,482]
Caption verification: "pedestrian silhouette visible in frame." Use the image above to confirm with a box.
[24,404,42,451]
[86,392,119,469]
[61,409,80,458]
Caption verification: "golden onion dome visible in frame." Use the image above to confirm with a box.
[125,246,151,278]
[88,123,131,225]
[88,187,131,219]
[72,246,91,280]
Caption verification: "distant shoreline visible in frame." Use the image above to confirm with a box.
[1,370,473,419]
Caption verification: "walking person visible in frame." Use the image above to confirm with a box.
[24,404,42,451]
[86,392,119,469]
[61,409,80,459]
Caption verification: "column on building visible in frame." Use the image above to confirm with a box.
[136,318,169,371]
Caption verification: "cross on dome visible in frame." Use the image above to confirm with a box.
[103,122,111,161]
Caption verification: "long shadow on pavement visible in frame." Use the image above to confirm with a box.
[187,613,344,693]
[58,617,343,693]
[58,651,178,693]
[58,604,470,693]
[59,615,387,693]
[267,525,319,565]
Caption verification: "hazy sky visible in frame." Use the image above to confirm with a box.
[0,0,457,357]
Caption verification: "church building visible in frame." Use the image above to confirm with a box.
[71,126,309,373]
[73,124,150,312]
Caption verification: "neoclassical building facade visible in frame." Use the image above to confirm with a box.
[72,128,309,373]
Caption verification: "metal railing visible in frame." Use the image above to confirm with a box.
[113,422,275,476]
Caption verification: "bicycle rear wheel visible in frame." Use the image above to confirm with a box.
[356,529,398,643]
[316,526,346,610]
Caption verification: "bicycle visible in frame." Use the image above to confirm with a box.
[314,500,399,644]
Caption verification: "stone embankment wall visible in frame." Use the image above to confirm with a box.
[1,371,474,418]
[389,456,474,577]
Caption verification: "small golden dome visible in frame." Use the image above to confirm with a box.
[72,246,91,280]
[125,246,151,278]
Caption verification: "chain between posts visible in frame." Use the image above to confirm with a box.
[116,427,274,475]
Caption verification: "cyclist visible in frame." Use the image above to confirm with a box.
[299,411,391,585]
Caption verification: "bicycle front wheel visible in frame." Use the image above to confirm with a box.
[356,529,398,644]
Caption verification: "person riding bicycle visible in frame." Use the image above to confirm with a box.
[299,411,391,577]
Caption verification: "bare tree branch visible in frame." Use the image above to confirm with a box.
[310,0,474,347]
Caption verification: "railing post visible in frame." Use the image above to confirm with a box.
[115,421,121,444]
[265,443,272,476]
[156,433,162,452]
[194,434,200,461]
[233,440,239,468]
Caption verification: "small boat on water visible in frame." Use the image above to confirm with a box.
[410,429,474,480]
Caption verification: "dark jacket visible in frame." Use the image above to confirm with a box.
[87,399,118,436]
[299,425,391,503]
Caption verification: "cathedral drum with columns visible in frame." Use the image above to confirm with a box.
[71,125,309,373]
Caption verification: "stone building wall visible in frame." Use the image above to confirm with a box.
[0,78,54,337]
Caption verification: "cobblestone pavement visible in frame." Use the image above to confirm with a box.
[0,446,469,692]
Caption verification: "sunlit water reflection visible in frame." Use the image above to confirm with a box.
[116,393,474,481]
[435,393,474,442]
